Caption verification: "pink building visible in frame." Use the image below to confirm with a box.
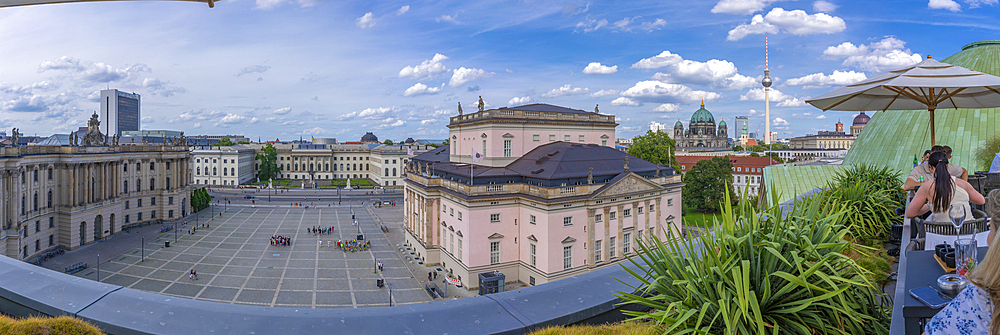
[404,103,683,289]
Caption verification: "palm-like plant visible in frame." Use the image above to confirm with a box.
[617,192,890,334]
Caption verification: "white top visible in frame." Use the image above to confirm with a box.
[990,152,1000,173]
[926,284,993,335]
[927,176,973,223]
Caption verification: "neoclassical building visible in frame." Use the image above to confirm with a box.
[674,102,729,149]
[1,115,191,261]
[403,103,683,289]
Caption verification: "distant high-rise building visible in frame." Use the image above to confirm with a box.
[100,89,141,136]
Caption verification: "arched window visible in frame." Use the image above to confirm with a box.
[47,190,52,208]
[310,163,314,171]
[197,167,201,175]
[341,164,344,171]
[353,164,357,171]
[392,168,397,177]
[223,168,228,176]
[231,168,235,176]
[366,164,369,170]
[385,168,389,176]
[33,192,38,211]
[150,178,155,191]
[325,164,329,171]
[213,167,217,175]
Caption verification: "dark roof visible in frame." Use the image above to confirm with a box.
[360,132,379,143]
[853,112,870,125]
[501,103,595,115]
[412,145,451,163]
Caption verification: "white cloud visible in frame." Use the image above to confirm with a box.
[141,78,185,97]
[641,19,668,32]
[652,103,681,112]
[508,96,532,105]
[652,58,756,90]
[192,123,201,128]
[219,113,246,124]
[338,107,397,120]
[541,84,590,97]
[816,115,828,119]
[582,62,618,75]
[449,67,494,87]
[813,0,838,12]
[631,51,684,69]
[786,70,867,88]
[964,0,998,8]
[823,37,921,72]
[397,5,410,15]
[711,0,780,14]
[574,15,608,33]
[773,117,789,126]
[928,0,962,11]
[272,107,292,115]
[590,89,620,98]
[776,97,807,107]
[436,13,460,24]
[399,54,450,80]
[620,80,722,104]
[562,3,590,16]
[403,82,443,96]
[236,65,270,77]
[356,12,377,29]
[611,97,642,106]
[254,0,314,10]
[727,8,846,41]
[38,56,150,84]
[420,119,436,125]
[740,88,809,107]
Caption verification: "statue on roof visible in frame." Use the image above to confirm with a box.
[458,102,463,115]
[82,112,107,146]
[10,128,18,147]
[595,104,599,113]
[478,96,485,112]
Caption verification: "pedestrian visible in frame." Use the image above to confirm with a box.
[433,272,437,279]
[428,272,433,281]
[189,270,195,280]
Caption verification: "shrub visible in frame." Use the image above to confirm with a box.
[822,164,904,240]
[0,315,103,335]
[617,192,890,334]
[974,136,1000,172]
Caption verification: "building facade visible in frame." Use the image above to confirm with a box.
[674,102,729,149]
[675,155,778,196]
[100,89,140,136]
[404,103,683,289]
[191,145,257,186]
[0,127,190,261]
[246,143,431,187]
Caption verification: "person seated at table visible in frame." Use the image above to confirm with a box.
[990,144,1000,173]
[905,146,968,191]
[906,152,984,222]
[924,215,1000,334]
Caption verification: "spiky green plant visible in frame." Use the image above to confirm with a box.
[616,191,890,334]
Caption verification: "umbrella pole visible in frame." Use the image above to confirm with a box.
[929,107,936,146]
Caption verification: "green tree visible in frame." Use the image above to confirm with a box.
[383,139,394,145]
[211,137,235,146]
[442,139,450,145]
[256,143,281,182]
[682,156,736,213]
[628,130,681,172]
[237,141,250,144]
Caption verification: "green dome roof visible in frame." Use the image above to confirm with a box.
[718,119,727,127]
[689,102,715,124]
[674,120,683,128]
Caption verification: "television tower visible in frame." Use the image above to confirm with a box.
[761,36,772,145]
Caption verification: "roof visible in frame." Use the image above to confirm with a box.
[675,155,779,169]
[689,102,715,124]
[764,165,844,205]
[502,103,594,114]
[853,112,870,125]
[36,134,70,146]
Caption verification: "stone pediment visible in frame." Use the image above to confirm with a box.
[594,173,661,198]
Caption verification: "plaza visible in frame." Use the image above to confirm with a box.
[61,205,433,308]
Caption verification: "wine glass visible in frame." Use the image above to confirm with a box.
[950,204,968,238]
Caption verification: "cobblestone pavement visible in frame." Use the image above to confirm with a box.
[61,205,432,308]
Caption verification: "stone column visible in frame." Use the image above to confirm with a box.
[587,208,595,268]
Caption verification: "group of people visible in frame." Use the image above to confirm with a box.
[904,145,996,334]
[334,239,370,252]
[270,235,292,246]
[308,226,335,235]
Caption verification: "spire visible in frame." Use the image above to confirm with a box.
[765,35,769,70]
[700,98,704,108]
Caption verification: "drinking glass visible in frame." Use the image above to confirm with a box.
[950,204,968,237]
[955,238,978,277]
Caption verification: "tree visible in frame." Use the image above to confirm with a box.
[442,139,450,145]
[211,137,235,146]
[237,141,250,144]
[191,188,211,212]
[682,156,736,213]
[256,143,281,181]
[383,139,394,145]
[628,130,681,172]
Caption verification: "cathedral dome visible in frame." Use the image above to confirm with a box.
[689,102,715,124]
[718,119,727,127]
[674,120,683,128]
[853,112,870,126]
[360,132,379,143]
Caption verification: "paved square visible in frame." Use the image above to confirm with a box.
[74,207,431,308]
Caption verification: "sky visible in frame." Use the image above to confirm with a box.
[1,0,999,142]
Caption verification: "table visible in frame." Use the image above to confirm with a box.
[902,246,989,334]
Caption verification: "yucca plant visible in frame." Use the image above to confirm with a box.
[818,183,900,241]
[616,191,890,334]
[829,164,905,208]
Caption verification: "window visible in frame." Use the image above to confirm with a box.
[392,168,396,177]
[564,135,570,142]
[47,191,52,208]
[48,168,52,180]
[457,212,462,221]
[223,168,227,176]
[609,237,616,258]
[151,197,156,206]
[638,206,643,214]
[503,139,511,157]
[649,204,655,212]
[213,167,217,176]
[35,221,40,232]
[563,245,573,270]
[33,193,38,211]
[197,167,201,175]
[150,178,155,191]
[529,243,537,267]
[138,199,143,207]
[623,232,632,254]
[610,212,617,220]
[49,235,54,246]
[169,210,174,218]
[449,232,454,252]
[34,169,38,181]
[125,200,130,209]
[482,140,486,155]
[138,212,143,221]
[35,240,39,252]
[595,214,602,222]
[529,215,536,225]
[667,199,673,206]
[457,237,463,261]
[49,217,54,228]
[168,197,174,205]
[623,209,631,217]
[125,163,129,172]
[637,230,643,244]
[563,216,573,226]
[449,208,454,216]
[533,134,539,141]
[441,227,447,250]
[594,240,602,262]
[602,139,608,146]
[166,162,171,170]
[490,241,501,264]
[125,215,130,223]
[490,214,500,222]
[549,134,556,142]
[150,162,155,171]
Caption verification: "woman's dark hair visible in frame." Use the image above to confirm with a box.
[929,152,952,212]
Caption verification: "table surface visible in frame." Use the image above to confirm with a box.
[902,246,989,319]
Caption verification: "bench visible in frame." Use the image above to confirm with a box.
[64,262,88,274]
[160,225,173,233]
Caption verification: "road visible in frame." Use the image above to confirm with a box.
[206,188,403,206]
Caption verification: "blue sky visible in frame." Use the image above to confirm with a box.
[1,0,999,142]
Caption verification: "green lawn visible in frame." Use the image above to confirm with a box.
[248,179,295,186]
[682,211,722,227]
[323,179,375,187]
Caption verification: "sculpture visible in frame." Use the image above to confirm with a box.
[10,128,18,147]
[587,167,593,184]
[595,104,599,113]
[477,96,485,112]
[458,102,463,115]
[623,154,630,172]
[82,112,107,146]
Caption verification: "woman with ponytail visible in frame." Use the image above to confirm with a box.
[906,152,983,221]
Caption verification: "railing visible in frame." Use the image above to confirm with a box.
[3,145,188,157]
[449,109,616,125]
